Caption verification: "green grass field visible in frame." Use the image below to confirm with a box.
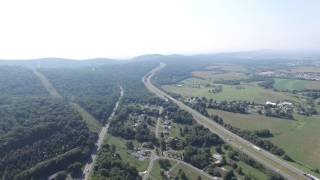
[149,159,176,180]
[163,79,299,104]
[207,109,320,170]
[274,78,320,91]
[237,161,269,180]
[291,66,320,73]
[149,160,166,180]
[104,135,150,172]
[192,71,248,81]
[204,64,248,72]
[170,161,211,180]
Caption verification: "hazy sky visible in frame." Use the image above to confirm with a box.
[0,0,319,59]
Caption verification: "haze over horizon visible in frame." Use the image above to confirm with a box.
[0,0,319,60]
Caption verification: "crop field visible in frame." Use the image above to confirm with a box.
[192,71,248,81]
[204,64,248,72]
[274,78,320,91]
[291,66,320,73]
[163,78,299,104]
[207,109,320,170]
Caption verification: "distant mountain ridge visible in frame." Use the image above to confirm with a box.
[0,57,123,68]
[0,50,319,68]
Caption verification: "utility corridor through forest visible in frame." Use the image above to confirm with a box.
[33,69,124,179]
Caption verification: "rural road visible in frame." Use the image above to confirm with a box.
[143,63,308,180]
[142,107,163,180]
[82,86,124,180]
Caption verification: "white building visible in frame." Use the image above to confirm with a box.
[266,101,276,106]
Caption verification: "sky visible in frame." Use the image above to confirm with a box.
[0,0,319,59]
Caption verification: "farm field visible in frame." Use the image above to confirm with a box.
[163,78,299,104]
[204,64,248,72]
[290,66,320,73]
[104,135,150,172]
[274,78,320,91]
[207,109,320,170]
[192,71,248,81]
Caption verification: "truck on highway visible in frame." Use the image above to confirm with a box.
[304,173,320,180]
[253,145,261,151]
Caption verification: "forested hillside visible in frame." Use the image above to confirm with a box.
[0,66,48,96]
[0,66,96,179]
[0,60,160,179]
[40,60,158,123]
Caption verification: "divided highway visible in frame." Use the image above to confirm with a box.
[143,63,308,180]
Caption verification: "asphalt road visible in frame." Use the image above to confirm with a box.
[82,86,124,180]
[143,63,307,180]
[142,107,163,180]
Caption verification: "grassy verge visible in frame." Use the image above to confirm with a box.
[237,161,268,180]
[170,162,211,180]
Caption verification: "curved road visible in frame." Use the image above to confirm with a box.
[143,63,307,180]
[83,86,124,180]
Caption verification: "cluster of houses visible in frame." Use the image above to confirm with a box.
[131,142,154,161]
[265,101,293,108]
[131,114,147,129]
[129,114,154,161]
[132,147,152,161]
[293,72,320,81]
[259,70,320,81]
[160,117,185,160]
[162,119,172,136]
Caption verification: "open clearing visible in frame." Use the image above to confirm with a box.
[149,159,175,180]
[291,66,320,73]
[207,109,320,170]
[192,71,248,81]
[170,161,211,180]
[237,161,269,180]
[274,78,320,91]
[204,64,248,72]
[163,78,299,104]
[149,159,211,180]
